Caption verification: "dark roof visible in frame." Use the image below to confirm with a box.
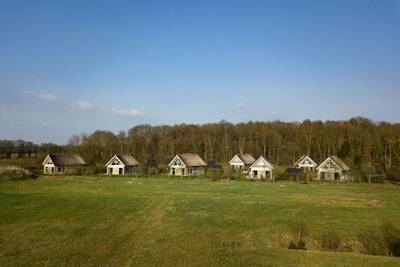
[179,153,207,167]
[330,156,350,171]
[47,154,87,166]
[207,161,222,169]
[116,154,140,166]
[237,154,256,165]
[286,167,303,174]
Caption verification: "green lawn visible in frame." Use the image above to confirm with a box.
[1,176,400,266]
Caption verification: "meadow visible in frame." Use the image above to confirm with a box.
[1,176,400,266]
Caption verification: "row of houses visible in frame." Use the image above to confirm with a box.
[42,153,350,181]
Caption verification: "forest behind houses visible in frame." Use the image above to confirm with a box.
[1,117,400,181]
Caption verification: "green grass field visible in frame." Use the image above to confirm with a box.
[1,176,400,266]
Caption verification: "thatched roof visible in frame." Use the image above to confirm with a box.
[237,154,256,165]
[116,154,140,166]
[330,156,350,171]
[178,153,206,167]
[46,154,87,166]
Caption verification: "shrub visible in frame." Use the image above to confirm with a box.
[383,222,400,257]
[288,240,307,250]
[358,222,400,256]
[0,166,36,181]
[206,170,225,180]
[386,168,400,182]
[288,211,308,250]
[320,228,341,251]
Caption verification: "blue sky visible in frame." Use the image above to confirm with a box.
[0,0,400,144]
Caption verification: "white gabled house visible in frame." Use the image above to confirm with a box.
[169,153,206,176]
[249,156,274,180]
[295,155,318,172]
[105,154,140,175]
[42,154,87,174]
[229,154,255,172]
[317,156,350,181]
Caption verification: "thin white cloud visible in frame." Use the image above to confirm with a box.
[69,101,93,110]
[111,107,144,117]
[23,91,57,102]
[21,90,145,117]
[235,102,246,108]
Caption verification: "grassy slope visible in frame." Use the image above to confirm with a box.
[0,177,400,266]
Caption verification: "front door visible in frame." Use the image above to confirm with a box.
[119,168,123,175]
[253,170,258,178]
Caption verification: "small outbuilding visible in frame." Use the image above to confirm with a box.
[229,154,256,172]
[42,154,87,174]
[169,153,206,176]
[295,155,318,172]
[105,154,140,175]
[249,156,274,180]
[317,156,350,181]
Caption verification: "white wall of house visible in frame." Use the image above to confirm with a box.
[105,155,138,176]
[169,156,186,176]
[170,166,186,176]
[108,164,125,175]
[43,163,56,174]
[297,156,317,172]
[250,166,272,179]
[107,165,137,175]
[229,155,248,172]
[229,155,244,167]
[317,170,346,181]
[249,157,273,179]
[43,164,71,174]
[43,157,66,174]
[317,158,347,181]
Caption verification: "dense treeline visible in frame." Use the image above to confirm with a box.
[2,118,400,180]
[64,117,400,180]
[0,140,63,158]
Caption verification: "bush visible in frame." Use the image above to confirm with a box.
[383,222,400,257]
[0,166,36,181]
[288,211,308,250]
[205,169,225,180]
[386,168,400,182]
[288,240,307,250]
[320,228,341,251]
[276,171,293,181]
[358,222,400,256]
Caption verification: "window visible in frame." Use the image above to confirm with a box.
[58,167,62,173]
